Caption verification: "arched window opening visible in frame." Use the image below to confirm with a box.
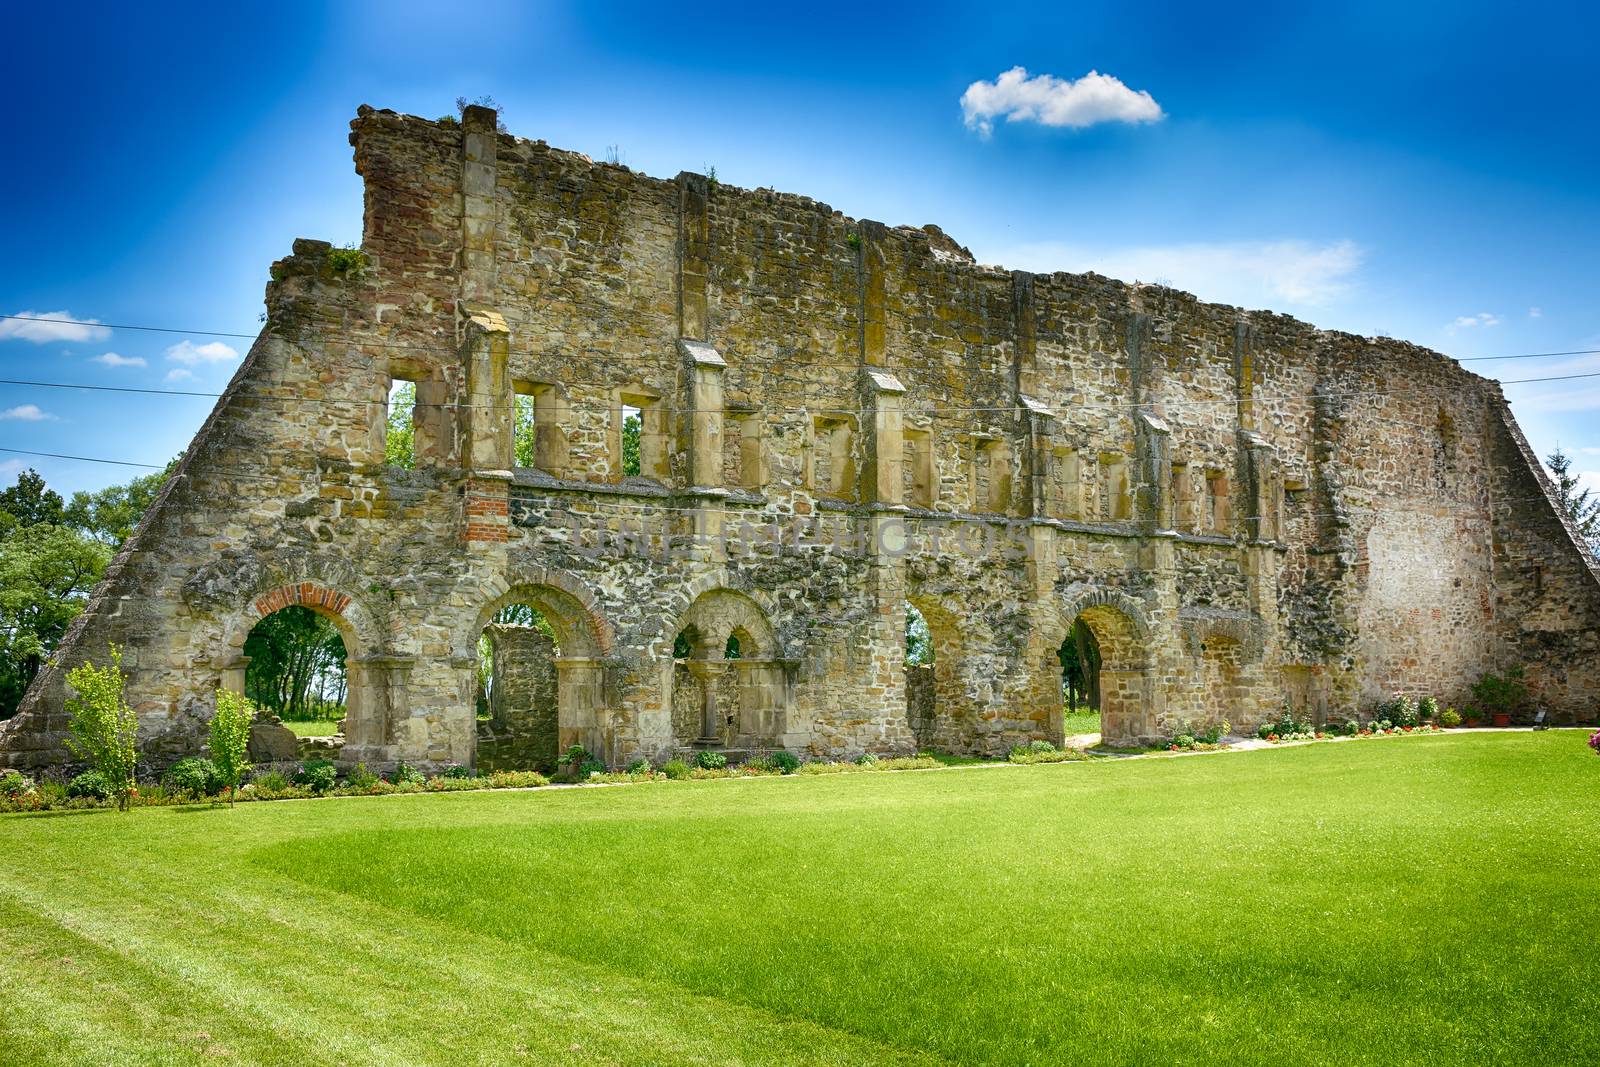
[724,633,742,660]
[244,605,348,739]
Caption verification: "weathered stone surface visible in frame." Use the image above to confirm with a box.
[1,102,1595,772]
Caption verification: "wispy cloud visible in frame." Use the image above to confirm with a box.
[165,339,239,366]
[164,368,196,383]
[0,310,111,344]
[0,404,56,421]
[1450,312,1503,330]
[961,67,1163,137]
[1528,307,1543,319]
[1498,350,1600,415]
[984,238,1362,308]
[91,351,147,368]
[0,459,24,479]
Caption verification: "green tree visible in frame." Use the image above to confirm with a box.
[64,458,179,547]
[905,605,932,667]
[1546,448,1600,553]
[243,606,348,719]
[514,394,536,468]
[64,646,139,811]
[0,524,111,717]
[385,381,416,468]
[0,468,65,529]
[209,688,255,797]
[622,412,641,476]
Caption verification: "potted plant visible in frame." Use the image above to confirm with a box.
[1469,667,1527,729]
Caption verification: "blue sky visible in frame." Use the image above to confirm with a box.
[3,0,1597,497]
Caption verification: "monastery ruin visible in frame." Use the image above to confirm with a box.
[3,103,1597,772]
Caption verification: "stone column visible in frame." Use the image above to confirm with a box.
[459,305,513,473]
[460,103,499,307]
[686,660,726,743]
[556,657,607,761]
[861,368,906,505]
[680,340,726,489]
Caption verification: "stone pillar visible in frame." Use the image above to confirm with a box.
[862,368,906,505]
[219,656,250,696]
[460,104,499,306]
[340,656,413,766]
[677,172,711,340]
[459,305,513,473]
[556,657,607,761]
[1100,667,1155,746]
[686,660,727,743]
[1137,409,1173,530]
[680,339,726,489]
[1022,398,1054,518]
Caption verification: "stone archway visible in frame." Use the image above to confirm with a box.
[667,589,787,751]
[1053,586,1155,747]
[218,582,389,766]
[464,581,611,767]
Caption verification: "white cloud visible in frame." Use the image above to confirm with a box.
[164,368,196,383]
[165,339,239,366]
[1528,307,1543,318]
[961,67,1163,137]
[0,404,55,421]
[1451,312,1503,329]
[0,459,23,479]
[0,310,112,344]
[1579,470,1600,497]
[91,351,147,368]
[984,238,1362,308]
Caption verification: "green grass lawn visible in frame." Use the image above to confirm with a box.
[3,734,1597,1065]
[1062,708,1101,735]
[280,718,340,737]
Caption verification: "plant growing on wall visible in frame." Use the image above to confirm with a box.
[64,645,139,811]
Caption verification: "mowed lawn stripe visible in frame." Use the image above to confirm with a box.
[3,733,1597,1064]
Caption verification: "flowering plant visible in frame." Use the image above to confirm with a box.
[1588,729,1600,755]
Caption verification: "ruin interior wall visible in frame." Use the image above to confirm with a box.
[2,102,1595,771]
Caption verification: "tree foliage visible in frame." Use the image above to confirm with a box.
[0,469,65,529]
[385,381,416,469]
[0,522,111,717]
[1059,620,1101,712]
[905,605,932,667]
[244,606,348,720]
[64,645,139,811]
[209,688,255,794]
[622,412,641,476]
[1546,448,1600,554]
[64,458,178,546]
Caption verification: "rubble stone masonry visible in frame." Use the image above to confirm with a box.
[3,103,1595,771]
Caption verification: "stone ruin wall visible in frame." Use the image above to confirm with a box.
[1,101,1595,772]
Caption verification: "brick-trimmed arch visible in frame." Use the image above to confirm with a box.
[454,563,615,661]
[221,581,379,659]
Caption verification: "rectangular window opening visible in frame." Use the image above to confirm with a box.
[385,376,418,469]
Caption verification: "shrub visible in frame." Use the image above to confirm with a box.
[441,763,472,779]
[346,762,379,790]
[1589,729,1600,756]
[1260,704,1316,742]
[1028,739,1058,754]
[1,770,35,796]
[578,759,606,779]
[64,645,140,811]
[210,688,255,794]
[1470,667,1527,721]
[661,759,692,780]
[1418,696,1440,723]
[390,762,425,787]
[694,750,728,770]
[326,245,369,275]
[768,750,801,774]
[67,769,109,799]
[1376,695,1421,729]
[488,769,548,789]
[1439,707,1462,728]
[625,759,651,774]
[252,770,291,792]
[1172,734,1197,750]
[164,757,221,797]
[296,759,338,793]
[853,751,879,766]
[1008,746,1090,765]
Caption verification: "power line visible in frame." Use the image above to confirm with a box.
[0,446,165,469]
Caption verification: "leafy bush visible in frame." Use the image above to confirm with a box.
[1172,733,1197,750]
[1418,696,1440,723]
[1,770,35,796]
[1028,739,1058,754]
[768,750,801,773]
[1470,667,1527,720]
[1007,746,1090,765]
[625,759,651,774]
[695,750,728,770]
[64,645,140,810]
[296,759,338,793]
[440,763,472,779]
[67,769,109,799]
[1439,707,1462,728]
[853,751,879,766]
[210,688,255,793]
[487,770,548,789]
[660,759,692,780]
[346,762,379,790]
[578,759,606,778]
[1376,695,1421,729]
[326,245,369,275]
[1259,704,1315,741]
[164,757,221,797]
[390,762,425,787]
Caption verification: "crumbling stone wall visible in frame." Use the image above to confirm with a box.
[3,101,1595,773]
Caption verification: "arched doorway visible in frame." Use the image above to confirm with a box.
[902,596,974,752]
[669,590,785,752]
[475,603,561,773]
[468,583,608,768]
[904,602,937,750]
[243,605,348,736]
[1054,592,1152,747]
[1056,618,1101,738]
